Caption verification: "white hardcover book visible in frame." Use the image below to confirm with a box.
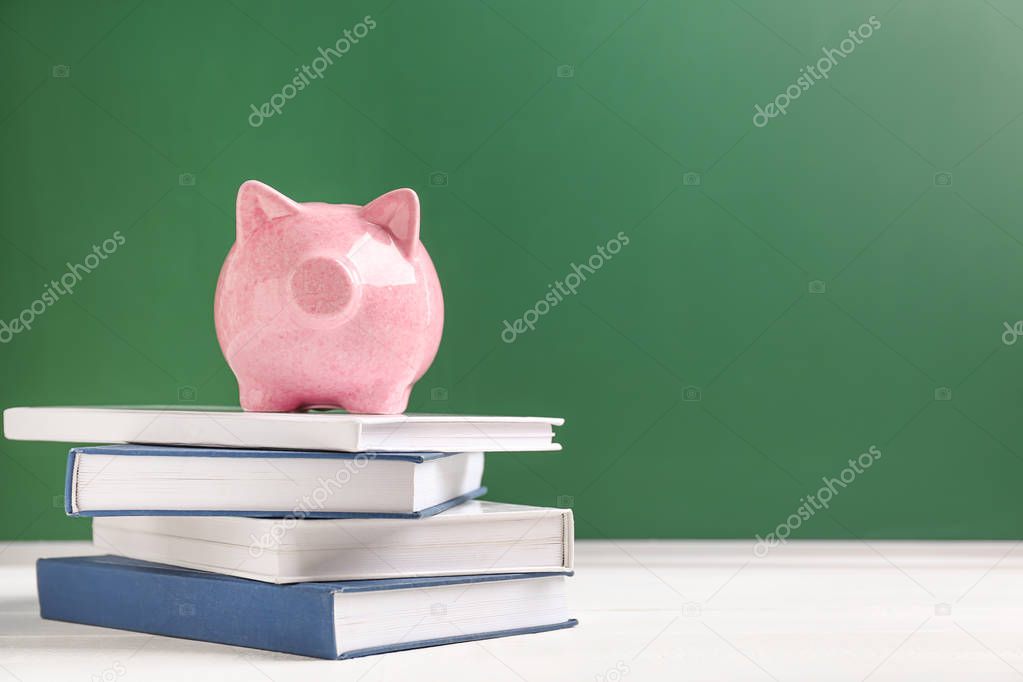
[2,406,563,452]
[92,501,575,583]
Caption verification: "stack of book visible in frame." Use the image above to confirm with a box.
[4,407,576,660]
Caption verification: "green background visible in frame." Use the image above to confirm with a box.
[2,0,1023,541]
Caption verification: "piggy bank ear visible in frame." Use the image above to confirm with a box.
[236,180,301,242]
[361,188,420,256]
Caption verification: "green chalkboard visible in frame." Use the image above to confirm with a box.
[2,0,1022,540]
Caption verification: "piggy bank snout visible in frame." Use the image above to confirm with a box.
[288,255,361,325]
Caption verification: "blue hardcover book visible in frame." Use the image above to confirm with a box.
[37,556,577,660]
[65,445,485,518]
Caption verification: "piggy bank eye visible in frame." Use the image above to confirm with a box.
[290,257,355,316]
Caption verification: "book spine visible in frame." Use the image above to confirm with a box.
[563,509,575,571]
[36,558,337,659]
[63,449,78,515]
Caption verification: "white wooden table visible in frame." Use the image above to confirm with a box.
[2,540,1023,681]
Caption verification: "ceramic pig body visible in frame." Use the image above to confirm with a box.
[214,181,443,414]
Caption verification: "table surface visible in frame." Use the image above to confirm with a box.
[2,539,1023,681]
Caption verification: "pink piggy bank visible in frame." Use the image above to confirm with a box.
[214,180,444,414]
